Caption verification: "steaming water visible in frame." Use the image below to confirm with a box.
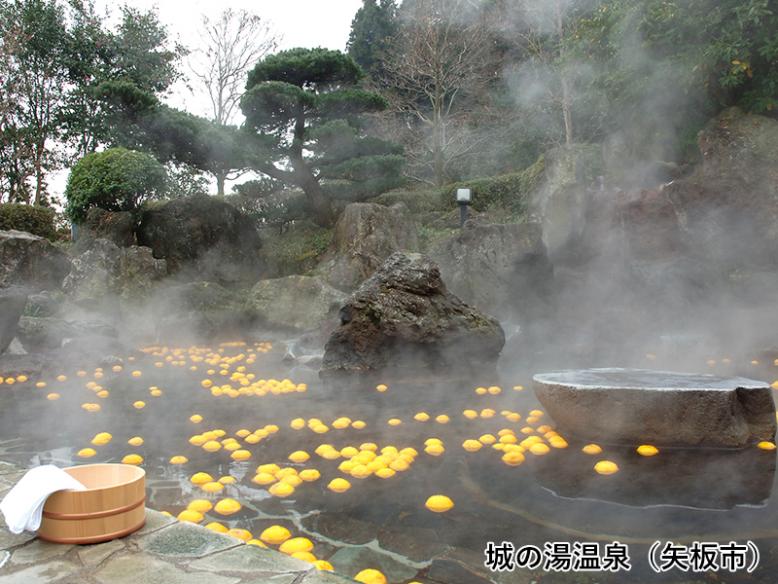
[2,339,778,583]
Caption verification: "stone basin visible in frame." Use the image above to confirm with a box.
[533,368,777,447]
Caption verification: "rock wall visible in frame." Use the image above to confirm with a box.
[137,194,263,284]
[318,202,418,291]
[0,230,70,291]
[431,221,553,321]
[246,275,346,333]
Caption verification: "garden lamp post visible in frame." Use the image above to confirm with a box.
[456,188,471,228]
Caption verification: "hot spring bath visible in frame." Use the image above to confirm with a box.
[2,339,778,583]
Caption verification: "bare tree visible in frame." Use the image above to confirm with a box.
[190,9,279,195]
[499,0,577,146]
[382,0,495,186]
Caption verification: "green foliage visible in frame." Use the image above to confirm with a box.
[451,160,544,214]
[163,162,209,198]
[347,0,398,78]
[95,83,256,181]
[0,0,185,202]
[109,5,185,94]
[226,189,308,227]
[375,155,545,217]
[65,147,166,221]
[0,0,70,203]
[0,203,56,238]
[241,47,405,225]
[418,225,457,252]
[247,47,363,89]
[232,177,284,199]
[259,222,334,277]
[240,81,314,131]
[567,0,778,162]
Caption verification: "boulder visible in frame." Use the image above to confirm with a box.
[614,187,685,260]
[137,194,262,283]
[0,287,28,354]
[63,240,121,307]
[74,207,135,251]
[246,275,347,333]
[431,221,553,319]
[321,252,505,380]
[534,368,776,448]
[319,202,418,291]
[0,230,70,290]
[17,315,117,352]
[527,144,604,262]
[665,107,778,268]
[63,239,166,310]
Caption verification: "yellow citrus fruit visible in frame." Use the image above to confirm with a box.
[91,432,112,446]
[279,537,314,554]
[462,439,482,452]
[177,510,203,523]
[213,498,241,516]
[327,478,351,493]
[190,472,213,485]
[354,569,387,584]
[288,450,310,463]
[187,499,213,513]
[594,460,619,475]
[260,525,291,545]
[269,482,295,498]
[299,469,321,482]
[425,495,454,513]
[201,481,224,493]
[313,560,334,571]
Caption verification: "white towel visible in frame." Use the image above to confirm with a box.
[0,465,87,534]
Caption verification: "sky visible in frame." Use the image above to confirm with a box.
[98,0,364,117]
[51,0,364,199]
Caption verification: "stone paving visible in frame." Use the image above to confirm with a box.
[0,461,354,584]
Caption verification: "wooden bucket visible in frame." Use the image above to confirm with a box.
[38,463,146,544]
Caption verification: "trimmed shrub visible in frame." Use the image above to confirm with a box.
[374,155,546,218]
[0,203,57,239]
[259,222,333,277]
[65,148,167,222]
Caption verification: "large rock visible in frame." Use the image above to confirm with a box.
[614,187,685,260]
[321,252,505,380]
[319,202,418,291]
[17,316,117,352]
[431,221,553,319]
[246,275,346,333]
[665,107,778,268]
[0,230,70,290]
[534,368,776,448]
[63,239,167,309]
[528,144,604,262]
[0,288,28,354]
[137,194,262,283]
[75,207,135,251]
